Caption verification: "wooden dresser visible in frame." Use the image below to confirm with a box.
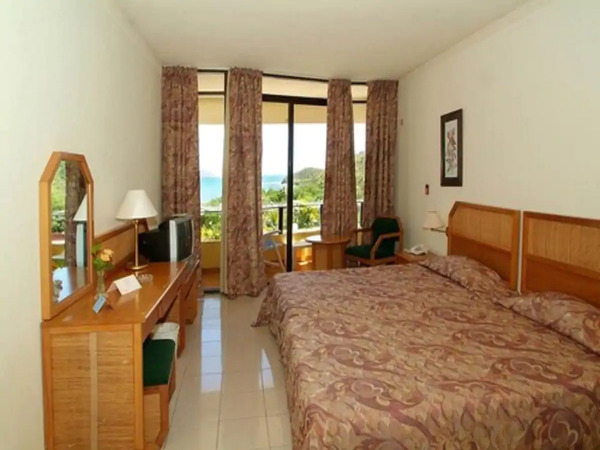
[41,258,199,450]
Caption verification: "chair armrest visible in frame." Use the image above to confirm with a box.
[351,227,372,245]
[370,232,403,260]
[351,227,372,236]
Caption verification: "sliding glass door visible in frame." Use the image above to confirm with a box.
[198,71,226,291]
[354,102,366,224]
[198,71,368,281]
[262,101,290,274]
[262,96,327,271]
[292,104,327,271]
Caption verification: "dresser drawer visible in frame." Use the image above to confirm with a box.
[143,307,159,340]
[157,283,179,318]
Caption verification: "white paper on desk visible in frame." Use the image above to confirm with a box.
[108,274,142,295]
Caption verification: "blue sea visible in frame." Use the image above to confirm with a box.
[201,174,285,204]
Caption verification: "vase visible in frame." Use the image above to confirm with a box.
[96,270,106,299]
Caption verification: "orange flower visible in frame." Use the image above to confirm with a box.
[98,248,113,262]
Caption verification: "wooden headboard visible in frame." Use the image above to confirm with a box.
[447,202,520,290]
[522,212,600,307]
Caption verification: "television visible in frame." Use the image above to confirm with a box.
[138,214,194,262]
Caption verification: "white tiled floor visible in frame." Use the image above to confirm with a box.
[164,294,292,450]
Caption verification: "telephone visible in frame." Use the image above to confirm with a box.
[406,244,427,255]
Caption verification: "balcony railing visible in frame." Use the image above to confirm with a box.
[201,201,364,242]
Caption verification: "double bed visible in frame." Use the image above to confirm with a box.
[254,203,600,449]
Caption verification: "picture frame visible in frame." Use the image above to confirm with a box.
[440,109,463,187]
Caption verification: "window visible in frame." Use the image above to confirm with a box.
[198,71,226,241]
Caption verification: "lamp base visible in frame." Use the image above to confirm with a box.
[127,219,148,272]
[126,261,148,272]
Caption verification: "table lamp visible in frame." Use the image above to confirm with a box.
[116,190,158,271]
[423,210,446,233]
[73,194,87,222]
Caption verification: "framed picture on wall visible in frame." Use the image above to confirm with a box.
[440,109,463,187]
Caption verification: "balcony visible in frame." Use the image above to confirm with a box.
[200,201,364,289]
[201,201,364,242]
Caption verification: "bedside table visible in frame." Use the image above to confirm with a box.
[306,234,351,270]
[395,251,430,264]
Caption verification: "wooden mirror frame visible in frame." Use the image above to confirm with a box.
[39,152,94,320]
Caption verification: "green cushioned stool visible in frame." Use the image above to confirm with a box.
[143,339,176,387]
[143,338,176,447]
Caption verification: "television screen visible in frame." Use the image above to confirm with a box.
[139,215,194,262]
[170,215,193,261]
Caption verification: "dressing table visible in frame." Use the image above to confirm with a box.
[39,152,200,449]
[42,260,198,449]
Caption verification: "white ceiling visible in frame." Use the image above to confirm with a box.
[116,0,526,80]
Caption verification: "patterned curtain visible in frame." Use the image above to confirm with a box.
[223,68,266,298]
[362,80,398,227]
[64,161,86,267]
[322,79,357,238]
[161,66,202,293]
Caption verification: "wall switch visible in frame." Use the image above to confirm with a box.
[425,184,430,195]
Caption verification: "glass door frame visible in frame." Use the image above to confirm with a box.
[263,94,327,271]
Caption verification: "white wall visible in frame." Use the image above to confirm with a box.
[396,0,600,255]
[0,1,161,447]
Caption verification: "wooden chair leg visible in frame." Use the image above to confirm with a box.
[144,352,176,447]
[155,384,170,448]
[169,357,176,399]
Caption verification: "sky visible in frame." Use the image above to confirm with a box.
[199,124,366,177]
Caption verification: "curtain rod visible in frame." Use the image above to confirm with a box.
[196,68,368,86]
[199,92,367,104]
[263,72,368,86]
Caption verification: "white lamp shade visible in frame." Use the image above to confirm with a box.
[423,210,444,230]
[116,190,158,220]
[73,194,87,222]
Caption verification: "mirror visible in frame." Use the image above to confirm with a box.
[51,160,87,302]
[40,152,94,320]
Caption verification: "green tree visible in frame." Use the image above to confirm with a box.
[262,187,286,205]
[51,161,67,210]
[201,212,222,240]
[51,162,67,232]
[200,155,366,240]
[293,205,320,229]
[262,209,280,232]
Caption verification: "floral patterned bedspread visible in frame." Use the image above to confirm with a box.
[254,264,600,449]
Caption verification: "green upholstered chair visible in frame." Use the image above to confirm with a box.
[345,216,404,266]
[143,338,176,447]
[143,339,176,387]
